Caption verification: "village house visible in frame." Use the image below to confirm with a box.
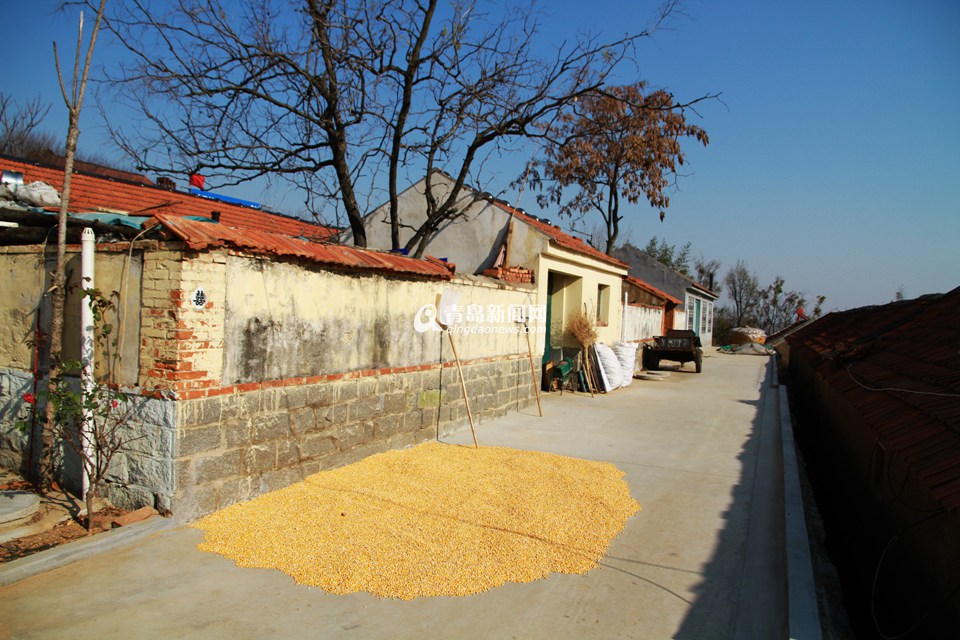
[613,243,719,348]
[622,275,681,344]
[351,171,633,377]
[0,156,542,520]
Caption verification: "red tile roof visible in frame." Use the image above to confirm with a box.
[786,287,960,509]
[0,156,334,241]
[625,275,682,305]
[489,200,629,270]
[152,214,454,280]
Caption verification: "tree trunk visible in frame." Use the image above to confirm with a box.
[40,116,80,492]
[40,0,107,491]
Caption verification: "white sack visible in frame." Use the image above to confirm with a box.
[594,343,623,390]
[613,341,640,387]
[17,181,61,208]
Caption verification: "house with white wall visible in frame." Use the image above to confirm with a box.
[613,243,718,348]
[350,171,629,371]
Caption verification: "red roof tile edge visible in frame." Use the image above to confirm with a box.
[152,213,454,280]
[488,199,629,270]
[0,155,336,241]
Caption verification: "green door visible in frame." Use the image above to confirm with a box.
[693,299,702,336]
[542,272,554,365]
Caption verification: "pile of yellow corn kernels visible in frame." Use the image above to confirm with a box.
[192,441,641,599]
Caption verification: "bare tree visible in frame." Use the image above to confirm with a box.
[0,93,57,159]
[39,0,107,490]
[755,276,803,335]
[694,255,721,293]
[720,262,825,336]
[97,0,687,256]
[723,260,760,327]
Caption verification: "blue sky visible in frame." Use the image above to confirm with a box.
[3,0,958,311]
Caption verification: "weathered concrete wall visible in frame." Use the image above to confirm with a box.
[623,304,663,343]
[355,174,547,274]
[0,246,142,383]
[222,256,541,383]
[0,252,45,370]
[0,244,146,500]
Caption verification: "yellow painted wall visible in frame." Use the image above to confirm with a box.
[222,256,543,384]
[536,246,626,352]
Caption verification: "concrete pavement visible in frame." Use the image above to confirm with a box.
[0,354,805,639]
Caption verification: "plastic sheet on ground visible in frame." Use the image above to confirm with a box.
[718,342,776,356]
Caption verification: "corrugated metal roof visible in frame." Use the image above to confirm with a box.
[489,200,630,271]
[624,275,682,305]
[0,156,335,241]
[786,287,960,510]
[152,214,454,280]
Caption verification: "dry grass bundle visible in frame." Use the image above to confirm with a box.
[567,310,597,347]
[192,442,641,599]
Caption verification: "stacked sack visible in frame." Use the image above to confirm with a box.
[592,341,640,390]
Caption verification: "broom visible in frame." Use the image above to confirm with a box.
[568,309,598,397]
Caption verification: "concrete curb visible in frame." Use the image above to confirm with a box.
[0,515,178,587]
[779,383,824,640]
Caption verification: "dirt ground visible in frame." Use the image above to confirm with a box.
[0,477,129,563]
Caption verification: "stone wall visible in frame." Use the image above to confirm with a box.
[173,356,539,521]
[0,368,33,473]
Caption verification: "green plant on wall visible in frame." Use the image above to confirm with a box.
[19,285,139,531]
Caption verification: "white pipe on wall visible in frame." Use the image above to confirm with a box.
[80,227,95,500]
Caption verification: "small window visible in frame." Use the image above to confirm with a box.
[597,284,610,325]
[686,297,695,331]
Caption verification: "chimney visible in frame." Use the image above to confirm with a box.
[211,211,221,222]
[156,176,176,190]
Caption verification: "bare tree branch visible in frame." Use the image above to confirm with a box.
[96,0,693,253]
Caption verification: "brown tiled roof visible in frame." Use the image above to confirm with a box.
[0,156,334,241]
[786,287,960,509]
[152,214,454,280]
[624,275,682,305]
[488,200,629,270]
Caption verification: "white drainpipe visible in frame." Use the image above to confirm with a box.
[80,228,95,500]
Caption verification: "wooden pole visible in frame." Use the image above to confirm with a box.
[447,331,479,448]
[583,345,597,398]
[523,325,543,417]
